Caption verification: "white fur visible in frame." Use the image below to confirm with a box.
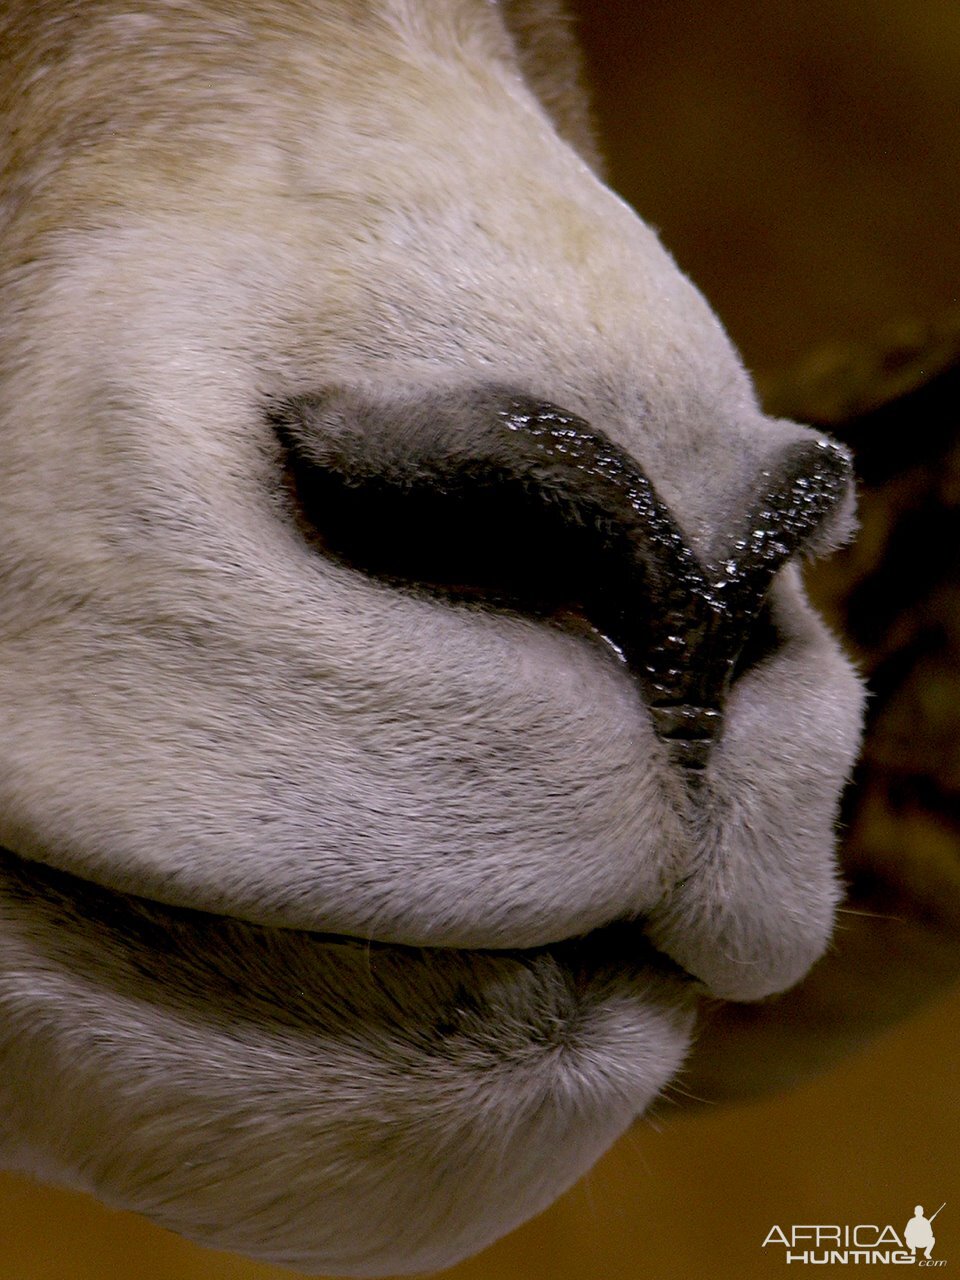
[0,0,865,1272]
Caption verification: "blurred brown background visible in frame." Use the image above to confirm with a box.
[578,0,960,378]
[2,2,958,1277]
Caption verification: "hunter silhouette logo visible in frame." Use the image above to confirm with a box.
[762,1203,947,1266]
[906,1205,945,1261]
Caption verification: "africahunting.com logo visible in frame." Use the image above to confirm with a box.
[763,1204,947,1266]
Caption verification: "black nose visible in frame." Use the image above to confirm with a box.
[629,437,852,770]
[273,387,852,773]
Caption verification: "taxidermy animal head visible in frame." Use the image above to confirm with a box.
[0,0,865,1273]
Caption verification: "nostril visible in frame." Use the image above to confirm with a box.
[269,386,681,632]
[737,438,853,584]
[270,387,850,774]
[271,394,613,617]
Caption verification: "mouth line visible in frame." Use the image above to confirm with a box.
[0,843,703,997]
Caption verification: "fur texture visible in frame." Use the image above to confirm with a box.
[0,0,865,1272]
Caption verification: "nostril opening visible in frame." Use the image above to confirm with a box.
[269,388,673,644]
[270,388,842,784]
[737,438,853,583]
[273,415,614,623]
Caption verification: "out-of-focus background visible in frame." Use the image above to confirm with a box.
[2,2,958,1276]
[578,0,960,378]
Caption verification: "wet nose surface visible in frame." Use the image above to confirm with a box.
[498,402,852,773]
[274,387,852,771]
